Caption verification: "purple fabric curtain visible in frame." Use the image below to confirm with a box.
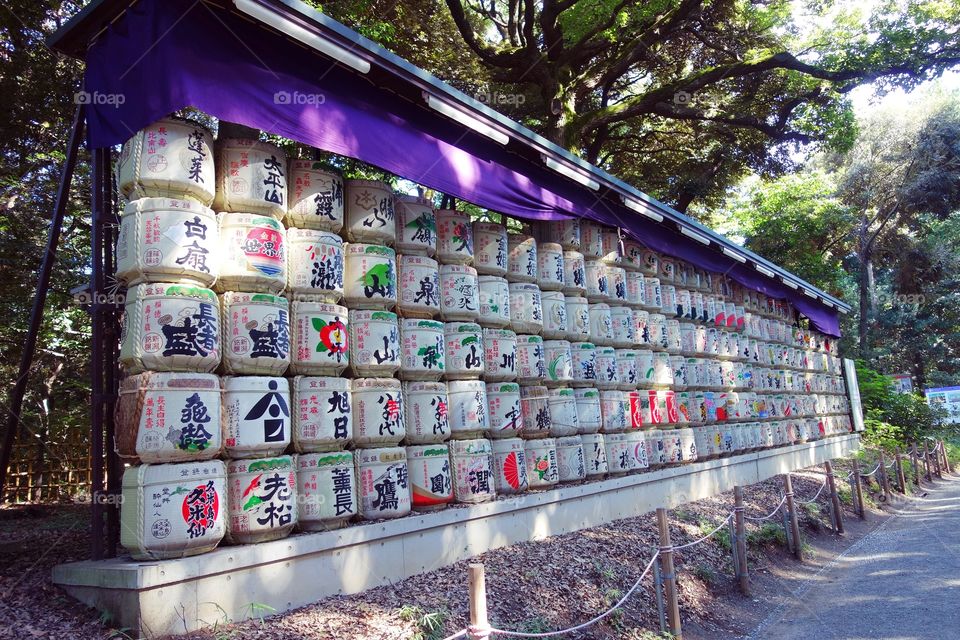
[80,0,841,336]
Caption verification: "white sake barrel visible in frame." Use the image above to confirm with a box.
[407,444,453,511]
[216,212,286,293]
[678,322,696,356]
[676,288,692,320]
[581,433,608,476]
[570,342,597,387]
[395,196,436,256]
[625,271,646,309]
[604,433,632,474]
[658,257,675,283]
[223,376,291,458]
[660,285,678,319]
[220,292,290,375]
[450,438,496,503]
[621,241,644,272]
[565,296,590,342]
[509,282,544,335]
[637,351,655,388]
[664,318,682,354]
[540,291,568,341]
[561,251,587,296]
[343,244,397,309]
[536,242,565,291]
[640,250,659,277]
[675,390,693,424]
[556,435,586,482]
[483,328,517,381]
[356,447,411,519]
[615,350,638,391]
[643,277,662,312]
[477,275,511,327]
[491,438,528,494]
[692,426,711,459]
[598,227,621,265]
[447,379,489,438]
[349,310,400,377]
[627,390,651,429]
[403,381,450,444]
[286,162,344,232]
[400,319,445,380]
[584,260,609,302]
[116,372,222,463]
[118,118,216,204]
[520,385,551,438]
[525,438,559,487]
[120,283,220,374]
[226,455,296,543]
[600,389,628,433]
[435,209,474,265]
[610,306,636,348]
[624,430,649,470]
[516,335,546,383]
[547,218,581,249]
[444,322,485,379]
[486,382,523,438]
[661,429,682,464]
[506,234,538,282]
[594,346,619,390]
[344,180,395,244]
[286,228,344,302]
[297,451,355,530]
[645,429,666,466]
[116,197,218,287]
[653,351,674,387]
[290,301,349,375]
[473,222,508,276]
[214,139,287,219]
[120,460,226,559]
[352,378,405,447]
[292,376,352,452]
[580,221,603,258]
[648,313,667,351]
[573,388,602,434]
[397,254,440,318]
[589,303,614,346]
[692,292,705,324]
[440,264,480,321]
[634,310,652,350]
[606,266,627,305]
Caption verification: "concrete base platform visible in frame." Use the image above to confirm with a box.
[54,434,860,637]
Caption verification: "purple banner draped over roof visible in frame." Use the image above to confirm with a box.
[80,0,841,336]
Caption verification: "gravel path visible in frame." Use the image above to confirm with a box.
[749,475,960,640]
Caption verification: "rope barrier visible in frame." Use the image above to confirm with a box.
[798,480,828,505]
[860,462,882,478]
[674,513,734,550]
[483,551,661,638]
[440,630,468,640]
[744,495,787,522]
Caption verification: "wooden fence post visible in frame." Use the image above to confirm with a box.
[852,458,866,520]
[894,447,906,493]
[923,441,933,482]
[783,474,803,561]
[941,440,951,473]
[468,564,489,640]
[911,444,922,486]
[932,442,942,478]
[734,487,749,595]
[656,508,683,639]
[824,461,844,535]
[878,450,893,503]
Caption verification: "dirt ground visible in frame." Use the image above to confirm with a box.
[0,458,918,640]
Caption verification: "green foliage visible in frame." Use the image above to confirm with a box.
[747,523,787,548]
[692,563,718,584]
[700,518,732,551]
[396,605,449,640]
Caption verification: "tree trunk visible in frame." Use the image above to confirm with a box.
[858,214,871,358]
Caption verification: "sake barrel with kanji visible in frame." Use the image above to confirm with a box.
[397,254,440,319]
[286,228,344,302]
[621,241,644,272]
[543,340,574,387]
[610,306,636,348]
[556,435,586,482]
[565,296,590,342]
[344,180,396,245]
[506,234,537,283]
[547,387,579,437]
[223,376,291,459]
[589,304,614,347]
[349,310,401,377]
[352,378,405,447]
[625,271,646,309]
[220,292,290,375]
[579,221,603,259]
[403,381,449,444]
[515,335,546,384]
[117,117,216,205]
[286,162,344,232]
[606,266,627,305]
[297,451,356,530]
[395,196,437,256]
[473,222,507,276]
[600,389,628,433]
[570,341,597,387]
[214,139,287,219]
[594,346,619,390]
[292,376,352,452]
[509,282,544,335]
[546,218,580,250]
[490,438,528,494]
[483,328,517,382]
[584,260,610,302]
[485,382,522,438]
[226,455,297,544]
[581,433,608,477]
[120,283,221,374]
[343,244,397,310]
[120,459,226,560]
[356,447,411,519]
[477,276,511,327]
[216,213,286,293]
[573,387,602,434]
[537,242,565,291]
[624,430,649,471]
[400,319,445,381]
[519,385,551,439]
[116,197,218,287]
[435,209,474,265]
[406,444,453,511]
[450,438,496,504]
[290,301,349,375]
[115,372,222,463]
[524,437,559,487]
[444,322,485,379]
[561,251,586,296]
[541,290,568,340]
[446,379,489,439]
[439,264,480,322]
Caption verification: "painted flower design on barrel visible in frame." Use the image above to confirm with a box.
[313,316,347,355]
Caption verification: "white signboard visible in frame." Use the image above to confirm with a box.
[925,386,960,425]
[891,374,914,394]
[843,358,865,432]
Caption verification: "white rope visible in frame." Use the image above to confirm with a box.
[860,462,882,478]
[798,480,828,505]
[674,512,734,550]
[484,551,661,638]
[744,496,787,522]
[440,631,468,640]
